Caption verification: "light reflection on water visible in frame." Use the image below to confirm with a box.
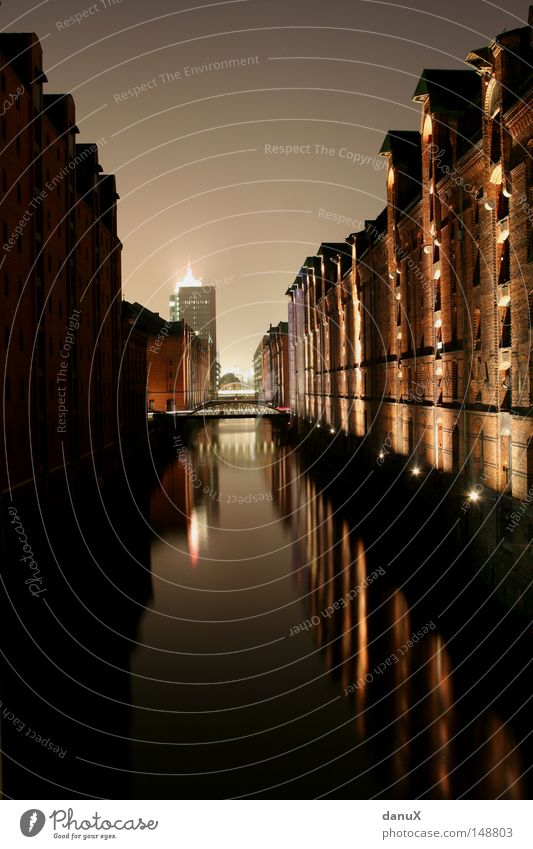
[126,418,528,798]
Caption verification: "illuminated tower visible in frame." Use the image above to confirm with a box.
[170,261,218,393]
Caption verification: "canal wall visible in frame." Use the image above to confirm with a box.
[290,418,533,620]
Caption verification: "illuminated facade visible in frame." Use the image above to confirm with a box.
[126,302,209,412]
[257,322,290,408]
[288,17,533,508]
[169,262,217,392]
[253,339,264,397]
[286,271,306,418]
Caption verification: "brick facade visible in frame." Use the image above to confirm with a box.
[288,16,533,506]
[257,321,290,408]
[125,302,209,413]
[0,33,122,493]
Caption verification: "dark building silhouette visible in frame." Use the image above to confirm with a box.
[1,33,122,496]
[120,301,149,459]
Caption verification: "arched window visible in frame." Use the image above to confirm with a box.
[472,308,481,347]
[527,437,533,490]
[497,188,509,221]
[452,360,458,401]
[471,417,484,479]
[436,420,444,471]
[486,79,500,119]
[486,80,502,165]
[498,238,510,285]
[452,422,460,471]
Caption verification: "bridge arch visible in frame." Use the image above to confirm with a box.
[189,398,285,417]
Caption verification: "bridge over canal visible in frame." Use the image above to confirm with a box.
[187,398,288,418]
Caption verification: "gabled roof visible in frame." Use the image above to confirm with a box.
[0,33,47,84]
[412,69,480,112]
[317,241,350,257]
[303,255,321,273]
[285,269,305,295]
[126,301,184,336]
[379,129,420,157]
[367,207,388,239]
[44,93,78,135]
[465,46,494,74]
[268,321,288,336]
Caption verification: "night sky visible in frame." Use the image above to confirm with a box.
[3,0,530,370]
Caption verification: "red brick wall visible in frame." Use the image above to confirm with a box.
[0,34,124,493]
[292,26,533,503]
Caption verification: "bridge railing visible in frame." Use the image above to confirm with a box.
[188,400,284,416]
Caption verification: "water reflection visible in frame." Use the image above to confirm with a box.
[129,419,366,798]
[128,419,530,798]
[282,438,530,799]
[1,419,530,799]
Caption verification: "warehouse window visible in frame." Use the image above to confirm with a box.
[452,360,458,401]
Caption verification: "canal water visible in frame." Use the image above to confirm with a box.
[1,418,531,798]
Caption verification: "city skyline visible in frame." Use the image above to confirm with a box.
[6,0,530,370]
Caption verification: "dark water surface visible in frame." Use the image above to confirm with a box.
[1,419,531,798]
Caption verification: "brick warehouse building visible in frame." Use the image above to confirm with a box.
[0,33,122,495]
[125,302,209,413]
[256,321,290,408]
[287,13,533,599]
[0,32,215,503]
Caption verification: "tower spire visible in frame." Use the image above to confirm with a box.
[176,257,202,289]
[184,257,194,284]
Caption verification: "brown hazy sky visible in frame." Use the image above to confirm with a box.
[3,0,530,370]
